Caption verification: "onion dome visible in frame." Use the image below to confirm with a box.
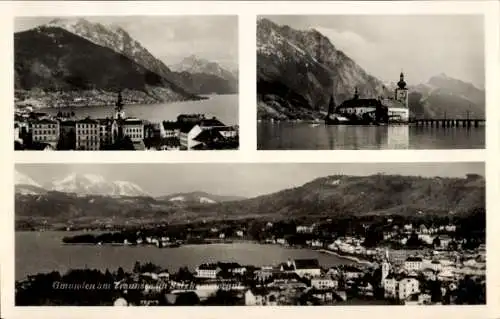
[397,72,407,89]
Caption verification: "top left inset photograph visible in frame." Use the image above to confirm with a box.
[14,16,239,151]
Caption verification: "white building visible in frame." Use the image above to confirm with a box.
[122,118,144,143]
[296,225,314,234]
[398,278,420,300]
[404,257,423,272]
[245,288,278,306]
[311,277,338,290]
[195,264,221,279]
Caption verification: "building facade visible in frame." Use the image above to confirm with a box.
[31,119,60,147]
[76,118,100,150]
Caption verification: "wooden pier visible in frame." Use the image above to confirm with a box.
[411,118,485,128]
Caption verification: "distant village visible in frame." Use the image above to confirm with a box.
[17,218,486,306]
[14,92,239,151]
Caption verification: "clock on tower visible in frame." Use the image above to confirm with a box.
[395,71,409,108]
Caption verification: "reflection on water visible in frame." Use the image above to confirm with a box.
[257,122,484,150]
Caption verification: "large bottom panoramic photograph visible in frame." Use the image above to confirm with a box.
[15,162,485,306]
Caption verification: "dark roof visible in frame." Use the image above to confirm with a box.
[60,120,76,126]
[77,118,98,124]
[192,128,224,143]
[199,118,225,127]
[179,122,198,133]
[337,98,382,109]
[97,118,112,125]
[197,263,219,270]
[33,119,58,124]
[294,259,320,269]
[217,262,242,270]
[217,126,237,132]
[249,287,270,296]
[280,262,295,271]
[343,265,363,272]
[162,121,179,130]
[124,118,143,125]
[406,257,423,262]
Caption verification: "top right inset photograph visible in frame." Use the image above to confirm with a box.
[257,15,485,150]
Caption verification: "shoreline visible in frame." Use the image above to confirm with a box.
[318,249,374,266]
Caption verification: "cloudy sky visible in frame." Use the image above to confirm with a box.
[14,16,238,70]
[263,15,484,88]
[16,163,483,198]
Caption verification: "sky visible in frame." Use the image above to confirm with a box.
[14,16,239,71]
[262,15,484,88]
[16,163,484,198]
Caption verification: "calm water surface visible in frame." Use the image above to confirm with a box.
[16,231,355,280]
[257,122,484,150]
[40,94,238,126]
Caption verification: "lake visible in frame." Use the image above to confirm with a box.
[16,231,356,280]
[257,122,485,150]
[39,94,239,126]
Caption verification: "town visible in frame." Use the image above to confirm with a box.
[16,214,486,306]
[14,92,239,151]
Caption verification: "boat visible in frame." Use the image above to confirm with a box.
[309,123,320,127]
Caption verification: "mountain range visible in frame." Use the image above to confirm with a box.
[14,18,237,107]
[257,18,485,120]
[15,170,241,204]
[15,171,485,227]
[170,55,238,95]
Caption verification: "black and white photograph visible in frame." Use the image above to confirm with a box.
[257,15,485,150]
[15,162,485,306]
[14,16,239,151]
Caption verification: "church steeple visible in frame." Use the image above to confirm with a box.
[353,87,359,100]
[327,95,336,115]
[114,90,125,120]
[397,71,407,89]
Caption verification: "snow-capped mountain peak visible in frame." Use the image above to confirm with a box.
[15,170,47,195]
[15,170,42,187]
[199,196,216,204]
[50,173,148,197]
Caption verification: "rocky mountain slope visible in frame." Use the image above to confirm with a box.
[257,18,389,120]
[170,55,238,94]
[257,18,485,120]
[409,74,485,118]
[16,173,484,226]
[14,20,202,107]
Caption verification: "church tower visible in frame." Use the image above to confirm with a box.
[395,71,409,108]
[114,91,126,120]
[381,248,391,288]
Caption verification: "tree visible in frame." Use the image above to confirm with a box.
[363,226,384,247]
[406,232,422,248]
[116,267,125,280]
[175,291,200,305]
[133,261,141,273]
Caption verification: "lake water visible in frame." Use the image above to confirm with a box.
[16,231,355,280]
[40,94,239,126]
[257,122,485,150]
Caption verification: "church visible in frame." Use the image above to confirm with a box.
[332,72,410,124]
[110,91,145,147]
